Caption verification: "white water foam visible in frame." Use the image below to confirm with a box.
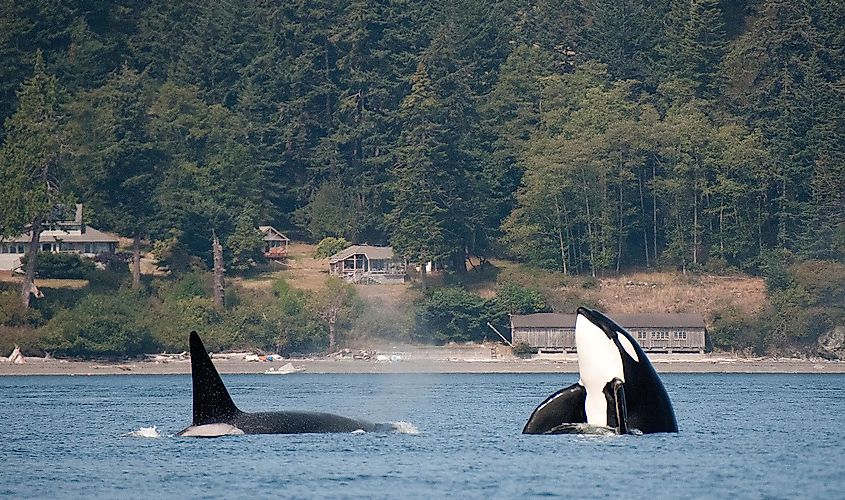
[128,426,161,438]
[390,421,419,435]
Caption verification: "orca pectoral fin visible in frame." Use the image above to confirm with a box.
[188,331,242,426]
[604,378,629,435]
[523,383,587,434]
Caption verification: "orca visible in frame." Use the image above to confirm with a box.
[523,307,678,435]
[177,331,393,437]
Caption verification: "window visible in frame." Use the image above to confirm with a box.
[84,244,92,253]
[637,331,647,340]
[651,331,669,340]
[674,332,688,340]
[41,243,52,252]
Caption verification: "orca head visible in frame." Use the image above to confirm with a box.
[575,307,642,426]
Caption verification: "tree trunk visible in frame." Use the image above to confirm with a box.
[583,184,596,278]
[452,248,467,274]
[693,183,699,265]
[652,161,658,263]
[639,169,649,267]
[328,321,336,353]
[21,217,43,308]
[132,233,142,290]
[617,181,623,274]
[553,195,568,275]
[212,231,225,309]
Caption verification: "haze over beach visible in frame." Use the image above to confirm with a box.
[3,346,843,376]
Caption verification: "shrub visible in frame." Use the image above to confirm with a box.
[44,290,156,358]
[21,252,95,279]
[314,237,350,259]
[415,287,502,343]
[494,282,549,315]
[0,292,43,326]
[511,341,535,356]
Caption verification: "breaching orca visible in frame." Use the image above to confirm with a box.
[523,307,678,435]
[178,331,393,437]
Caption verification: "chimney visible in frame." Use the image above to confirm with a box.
[75,204,85,233]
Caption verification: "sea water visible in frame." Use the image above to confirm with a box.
[1,373,843,499]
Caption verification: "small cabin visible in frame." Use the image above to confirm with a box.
[328,245,406,284]
[259,226,289,260]
[510,312,706,354]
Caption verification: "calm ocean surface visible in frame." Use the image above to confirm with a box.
[1,373,843,499]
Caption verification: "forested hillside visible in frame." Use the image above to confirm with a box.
[1,0,843,356]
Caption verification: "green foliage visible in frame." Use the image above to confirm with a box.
[45,290,155,358]
[0,0,842,354]
[20,252,95,279]
[511,341,535,356]
[314,237,351,259]
[494,282,549,315]
[710,306,763,353]
[0,292,43,327]
[226,212,265,273]
[415,287,502,343]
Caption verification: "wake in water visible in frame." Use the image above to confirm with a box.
[127,422,418,438]
[545,423,643,436]
[127,426,161,438]
[355,421,419,435]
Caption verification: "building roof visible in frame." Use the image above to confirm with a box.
[3,225,119,244]
[328,245,395,263]
[259,226,290,242]
[510,312,705,329]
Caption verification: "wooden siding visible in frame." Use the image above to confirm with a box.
[512,325,706,353]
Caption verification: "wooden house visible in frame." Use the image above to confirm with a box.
[510,312,706,354]
[259,226,289,260]
[328,245,406,284]
[0,205,118,271]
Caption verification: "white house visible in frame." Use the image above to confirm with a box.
[0,205,119,271]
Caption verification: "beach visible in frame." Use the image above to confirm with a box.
[1,345,843,375]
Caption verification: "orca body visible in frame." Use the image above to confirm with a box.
[178,331,390,437]
[523,307,678,435]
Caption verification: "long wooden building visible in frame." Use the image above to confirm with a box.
[510,312,706,354]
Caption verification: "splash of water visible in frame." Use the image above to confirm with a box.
[390,421,420,435]
[128,426,161,438]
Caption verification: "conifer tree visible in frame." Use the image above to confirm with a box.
[0,51,68,307]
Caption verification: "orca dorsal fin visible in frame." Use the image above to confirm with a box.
[188,331,242,425]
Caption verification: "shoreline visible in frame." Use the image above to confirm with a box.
[1,353,843,376]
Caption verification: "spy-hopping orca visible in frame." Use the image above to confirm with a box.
[523,307,678,435]
[178,331,393,437]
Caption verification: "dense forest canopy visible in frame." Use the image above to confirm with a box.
[0,0,844,357]
[1,0,843,276]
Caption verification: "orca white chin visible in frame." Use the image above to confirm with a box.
[524,307,678,435]
[178,423,245,437]
[575,312,624,427]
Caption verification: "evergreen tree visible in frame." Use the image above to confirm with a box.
[386,62,454,265]
[69,63,161,288]
[0,52,68,307]
[581,0,664,83]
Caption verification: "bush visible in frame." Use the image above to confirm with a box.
[415,287,502,343]
[0,292,43,326]
[494,282,549,315]
[44,290,156,358]
[511,341,535,356]
[21,252,95,279]
[0,326,49,357]
[314,237,350,259]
